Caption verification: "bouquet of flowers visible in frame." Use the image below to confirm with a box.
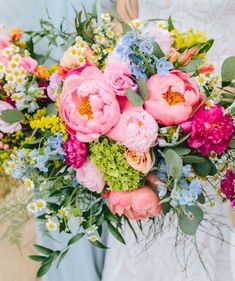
[0,8,234,277]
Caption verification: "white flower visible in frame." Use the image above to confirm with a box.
[157,21,167,29]
[46,218,58,231]
[160,127,168,134]
[34,199,47,211]
[88,235,97,242]
[2,47,14,58]
[95,34,105,44]
[101,13,111,22]
[131,19,141,28]
[76,55,86,66]
[194,74,208,86]
[92,44,101,53]
[27,202,37,214]
[78,217,86,225]
[23,177,34,190]
[87,225,98,235]
[58,207,69,217]
[11,54,21,65]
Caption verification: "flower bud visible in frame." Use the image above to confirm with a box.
[10,28,22,41]
[178,49,192,66]
[197,63,215,74]
[168,49,180,62]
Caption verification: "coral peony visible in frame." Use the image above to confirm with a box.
[104,62,136,96]
[59,66,121,142]
[20,57,38,73]
[64,137,88,169]
[76,159,105,193]
[0,101,22,133]
[124,149,154,173]
[144,70,204,125]
[108,186,162,219]
[107,108,158,152]
[221,169,235,206]
[181,105,234,155]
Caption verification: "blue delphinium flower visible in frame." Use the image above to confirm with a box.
[46,133,65,158]
[156,57,173,75]
[12,167,23,179]
[182,164,194,178]
[17,149,27,159]
[157,183,167,198]
[130,64,147,79]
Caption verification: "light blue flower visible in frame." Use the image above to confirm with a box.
[116,45,131,61]
[156,57,173,75]
[178,189,197,206]
[35,155,49,172]
[130,64,147,79]
[182,164,194,178]
[139,40,153,55]
[11,168,23,179]
[188,179,202,196]
[122,31,137,45]
[157,183,167,198]
[29,149,38,159]
[17,149,27,159]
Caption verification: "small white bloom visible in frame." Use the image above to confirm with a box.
[101,13,111,22]
[23,177,34,190]
[92,44,101,53]
[77,55,86,66]
[131,19,141,28]
[95,34,105,44]
[2,47,14,58]
[78,217,86,225]
[46,218,58,231]
[87,225,98,235]
[27,203,37,214]
[158,138,167,147]
[34,199,47,211]
[88,234,98,242]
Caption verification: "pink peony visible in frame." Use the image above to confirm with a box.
[145,23,173,55]
[107,108,158,152]
[59,66,121,142]
[144,70,204,125]
[0,101,22,133]
[104,62,137,96]
[221,169,235,206]
[76,159,105,193]
[108,185,162,220]
[181,105,234,155]
[64,137,88,168]
[20,57,38,73]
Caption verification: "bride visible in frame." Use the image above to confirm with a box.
[102,1,235,281]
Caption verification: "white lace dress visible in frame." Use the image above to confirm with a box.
[101,1,235,280]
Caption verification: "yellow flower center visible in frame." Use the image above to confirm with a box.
[162,90,185,106]
[25,180,31,187]
[36,202,43,208]
[78,97,93,119]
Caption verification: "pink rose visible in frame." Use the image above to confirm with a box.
[20,57,38,73]
[59,66,121,142]
[108,186,162,220]
[181,104,234,155]
[104,62,137,96]
[144,70,205,125]
[76,159,105,193]
[0,101,22,133]
[145,23,173,55]
[107,108,158,152]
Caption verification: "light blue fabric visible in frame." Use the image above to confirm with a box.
[0,1,108,280]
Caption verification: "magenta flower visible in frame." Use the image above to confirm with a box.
[181,105,234,155]
[221,169,235,206]
[64,137,88,168]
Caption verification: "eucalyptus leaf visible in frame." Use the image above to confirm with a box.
[221,56,235,82]
[126,88,144,106]
[198,193,206,204]
[192,157,217,177]
[179,58,203,73]
[164,147,191,156]
[137,78,148,100]
[0,109,25,124]
[164,149,183,180]
[122,23,132,34]
[178,205,203,235]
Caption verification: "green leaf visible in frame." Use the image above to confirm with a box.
[168,16,174,32]
[0,109,25,124]
[164,147,191,156]
[192,157,217,177]
[137,78,148,100]
[29,255,47,262]
[229,139,235,149]
[46,103,57,116]
[182,155,205,164]
[67,232,85,246]
[126,88,144,106]
[161,200,172,215]
[107,222,126,244]
[198,193,206,204]
[71,207,83,217]
[198,39,214,54]
[152,41,165,58]
[164,149,183,180]
[159,133,191,147]
[34,244,53,255]
[57,249,69,268]
[37,260,53,278]
[178,205,203,235]
[103,205,121,224]
[121,23,132,34]
[46,202,60,211]
[89,240,108,249]
[92,0,98,17]
[221,56,235,82]
[179,58,203,73]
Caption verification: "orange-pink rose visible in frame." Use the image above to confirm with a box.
[144,70,205,125]
[124,149,154,174]
[108,186,162,220]
[59,66,121,142]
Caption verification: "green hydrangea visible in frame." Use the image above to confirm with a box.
[89,137,144,191]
